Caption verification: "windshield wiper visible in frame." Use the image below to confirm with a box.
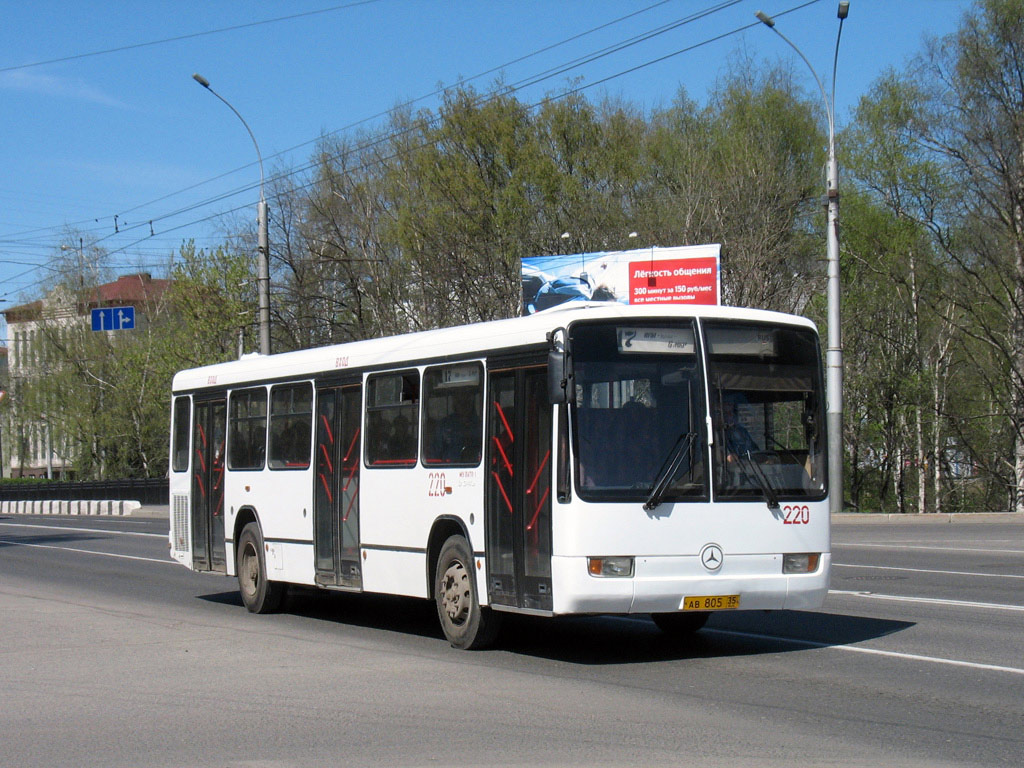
[644,431,698,511]
[737,451,780,511]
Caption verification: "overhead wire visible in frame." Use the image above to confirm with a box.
[86,0,749,248]
[3,0,823,299]
[0,0,681,242]
[0,5,726,298]
[83,0,822,268]
[0,0,386,74]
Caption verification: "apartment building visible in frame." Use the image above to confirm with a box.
[1,273,171,478]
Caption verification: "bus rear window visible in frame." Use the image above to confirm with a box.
[171,396,191,473]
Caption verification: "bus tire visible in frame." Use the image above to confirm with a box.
[237,522,285,614]
[435,535,500,649]
[652,611,710,635]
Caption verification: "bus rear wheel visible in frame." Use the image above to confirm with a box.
[237,522,284,614]
[435,535,500,650]
[652,611,710,635]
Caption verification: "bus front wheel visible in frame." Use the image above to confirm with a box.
[435,535,500,650]
[237,522,285,614]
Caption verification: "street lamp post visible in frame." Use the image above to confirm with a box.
[756,3,849,515]
[192,73,271,356]
[60,237,85,291]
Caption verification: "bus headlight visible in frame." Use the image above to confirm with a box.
[588,556,634,578]
[782,553,820,574]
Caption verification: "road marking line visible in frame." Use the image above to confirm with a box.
[0,539,172,565]
[0,521,164,538]
[706,628,1024,676]
[836,542,1024,555]
[834,562,1024,580]
[828,588,1024,612]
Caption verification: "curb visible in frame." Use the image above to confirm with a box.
[0,499,143,516]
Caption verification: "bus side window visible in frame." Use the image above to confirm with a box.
[421,363,483,466]
[228,387,268,471]
[269,383,313,469]
[365,371,419,467]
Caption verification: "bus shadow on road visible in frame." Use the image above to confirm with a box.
[0,530,106,548]
[198,587,445,641]
[197,587,913,663]
[497,610,916,665]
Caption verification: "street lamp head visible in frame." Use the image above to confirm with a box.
[837,1,849,20]
[192,73,211,89]
[755,10,775,27]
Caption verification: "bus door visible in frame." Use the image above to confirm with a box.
[313,382,363,589]
[191,397,226,572]
[485,364,553,612]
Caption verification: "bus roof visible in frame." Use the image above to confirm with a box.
[171,302,817,393]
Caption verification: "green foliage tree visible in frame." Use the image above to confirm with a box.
[26,10,1024,513]
[167,240,255,364]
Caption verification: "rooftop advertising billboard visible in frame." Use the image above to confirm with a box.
[521,243,721,315]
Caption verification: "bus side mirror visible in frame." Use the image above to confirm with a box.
[546,328,572,404]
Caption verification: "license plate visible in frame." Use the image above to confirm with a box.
[683,594,740,611]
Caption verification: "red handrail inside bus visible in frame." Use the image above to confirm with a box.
[342,427,360,463]
[318,472,333,504]
[320,413,334,444]
[494,401,514,442]
[319,442,334,474]
[491,470,514,515]
[491,434,513,476]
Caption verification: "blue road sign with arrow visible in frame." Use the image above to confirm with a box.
[91,306,135,331]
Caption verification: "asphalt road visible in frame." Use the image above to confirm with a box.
[0,512,1021,768]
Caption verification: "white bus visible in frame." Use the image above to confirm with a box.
[169,302,829,649]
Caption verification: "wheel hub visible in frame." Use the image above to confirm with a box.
[441,561,470,625]
[241,545,259,596]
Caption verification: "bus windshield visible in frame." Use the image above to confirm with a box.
[704,321,826,501]
[571,321,706,503]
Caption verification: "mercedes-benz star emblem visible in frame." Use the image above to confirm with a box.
[700,543,724,572]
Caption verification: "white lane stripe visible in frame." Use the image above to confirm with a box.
[834,562,1024,580]
[0,521,164,538]
[828,589,1024,613]
[836,542,1024,555]
[1,539,172,565]
[706,628,1024,676]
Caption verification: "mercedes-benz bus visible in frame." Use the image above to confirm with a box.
[169,302,829,648]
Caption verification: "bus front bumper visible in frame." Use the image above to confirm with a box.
[549,553,831,615]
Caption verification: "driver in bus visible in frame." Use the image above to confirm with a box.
[720,394,758,466]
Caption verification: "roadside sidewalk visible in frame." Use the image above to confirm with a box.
[833,511,1024,524]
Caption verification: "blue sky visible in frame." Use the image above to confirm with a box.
[0,0,974,342]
